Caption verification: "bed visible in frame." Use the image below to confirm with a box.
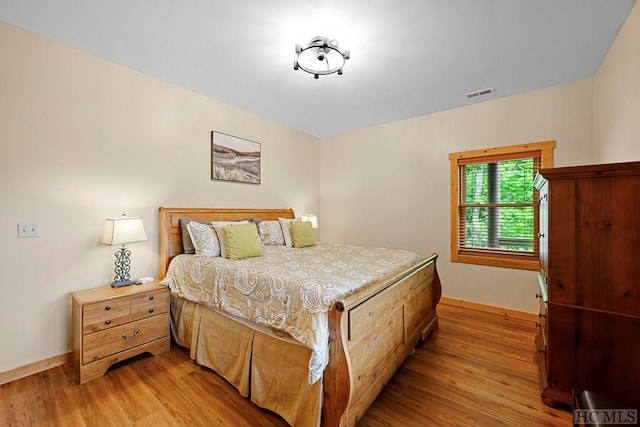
[158,207,441,426]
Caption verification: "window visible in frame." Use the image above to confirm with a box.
[449,141,555,270]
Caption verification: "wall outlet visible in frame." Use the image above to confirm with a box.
[18,223,40,238]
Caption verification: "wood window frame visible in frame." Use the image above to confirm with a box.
[449,141,555,270]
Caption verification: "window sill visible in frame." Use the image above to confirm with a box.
[452,253,539,271]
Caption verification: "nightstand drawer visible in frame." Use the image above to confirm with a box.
[131,289,167,308]
[82,314,168,364]
[83,298,130,320]
[83,311,131,334]
[131,296,169,321]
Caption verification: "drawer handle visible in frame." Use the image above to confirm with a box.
[149,296,154,301]
[122,330,139,341]
[535,322,541,328]
[537,347,546,354]
[538,313,546,319]
[148,308,154,314]
[105,305,111,311]
[535,293,542,299]
[538,232,545,238]
[105,320,111,325]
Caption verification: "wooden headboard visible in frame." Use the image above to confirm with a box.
[158,207,295,278]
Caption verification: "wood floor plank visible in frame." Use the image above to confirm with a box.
[0,303,572,426]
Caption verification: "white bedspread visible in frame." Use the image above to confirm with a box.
[161,243,422,383]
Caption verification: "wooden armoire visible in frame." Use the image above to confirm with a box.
[533,161,640,407]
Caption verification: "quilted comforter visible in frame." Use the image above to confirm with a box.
[161,243,422,383]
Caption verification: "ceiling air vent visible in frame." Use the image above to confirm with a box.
[465,88,493,99]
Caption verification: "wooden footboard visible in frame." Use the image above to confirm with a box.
[322,253,441,427]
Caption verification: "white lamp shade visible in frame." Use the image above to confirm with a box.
[301,213,319,229]
[101,216,148,246]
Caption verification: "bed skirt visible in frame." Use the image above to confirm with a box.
[170,294,322,427]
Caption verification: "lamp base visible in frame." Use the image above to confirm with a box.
[111,280,134,288]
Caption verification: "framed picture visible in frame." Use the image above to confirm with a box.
[211,131,261,184]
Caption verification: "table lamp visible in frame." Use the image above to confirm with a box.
[301,213,319,229]
[101,214,148,288]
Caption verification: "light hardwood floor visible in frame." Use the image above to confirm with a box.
[0,302,572,426]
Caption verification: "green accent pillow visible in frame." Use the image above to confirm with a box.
[222,223,264,260]
[290,221,317,248]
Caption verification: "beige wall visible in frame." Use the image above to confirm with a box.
[3,1,639,375]
[594,2,640,162]
[320,80,594,314]
[0,22,320,373]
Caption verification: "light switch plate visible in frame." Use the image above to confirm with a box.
[18,223,40,238]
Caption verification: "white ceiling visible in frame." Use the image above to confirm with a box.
[0,0,636,138]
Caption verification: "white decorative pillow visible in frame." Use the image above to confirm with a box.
[211,220,250,258]
[278,217,302,247]
[258,220,285,245]
[186,221,221,257]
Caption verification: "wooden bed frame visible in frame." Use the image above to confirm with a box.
[159,207,442,426]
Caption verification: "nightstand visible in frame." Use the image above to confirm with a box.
[71,281,170,384]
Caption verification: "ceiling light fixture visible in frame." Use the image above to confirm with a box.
[294,36,350,79]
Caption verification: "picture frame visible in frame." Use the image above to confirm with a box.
[211,131,261,184]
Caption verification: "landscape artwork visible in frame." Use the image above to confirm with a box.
[211,132,261,184]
